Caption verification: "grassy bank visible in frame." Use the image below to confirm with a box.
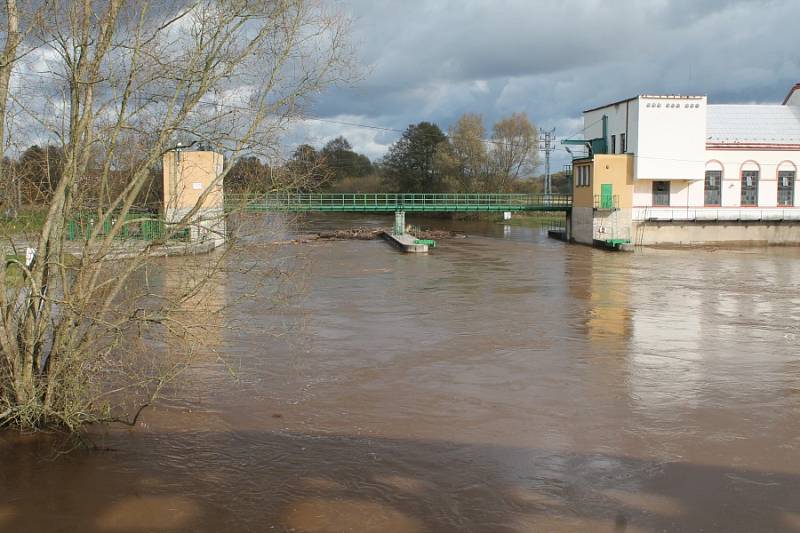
[3,255,24,288]
[496,212,566,228]
[0,207,48,236]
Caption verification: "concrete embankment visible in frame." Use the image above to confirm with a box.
[381,232,429,253]
[547,229,634,252]
[3,239,219,261]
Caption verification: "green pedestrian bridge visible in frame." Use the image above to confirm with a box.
[227,193,572,213]
[64,193,572,245]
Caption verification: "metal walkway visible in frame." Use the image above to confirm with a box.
[228,193,572,213]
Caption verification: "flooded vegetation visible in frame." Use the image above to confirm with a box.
[2,214,800,532]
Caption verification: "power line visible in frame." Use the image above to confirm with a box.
[539,128,556,195]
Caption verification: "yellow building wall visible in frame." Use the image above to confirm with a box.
[162,150,224,213]
[592,154,634,208]
[572,159,594,208]
[572,154,634,209]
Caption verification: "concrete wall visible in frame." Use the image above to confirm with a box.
[594,208,633,242]
[636,96,707,182]
[633,220,800,246]
[571,207,594,244]
[163,150,224,212]
[569,207,633,245]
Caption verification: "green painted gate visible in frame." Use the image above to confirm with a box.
[600,184,613,210]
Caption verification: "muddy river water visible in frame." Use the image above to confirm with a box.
[2,214,800,532]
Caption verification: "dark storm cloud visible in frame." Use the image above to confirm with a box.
[298,0,800,164]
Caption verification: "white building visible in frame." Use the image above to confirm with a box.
[567,83,800,246]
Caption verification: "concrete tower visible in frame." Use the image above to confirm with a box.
[162,148,225,247]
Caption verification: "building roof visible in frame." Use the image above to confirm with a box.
[706,104,800,146]
[783,83,800,105]
[583,94,704,114]
[583,96,637,114]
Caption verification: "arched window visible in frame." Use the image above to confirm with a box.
[704,161,723,206]
[740,161,760,206]
[777,161,797,207]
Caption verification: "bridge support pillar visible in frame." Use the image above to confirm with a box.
[394,211,406,235]
[565,209,573,241]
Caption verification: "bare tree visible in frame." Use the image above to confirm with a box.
[0,0,352,430]
[0,0,20,216]
[489,112,539,191]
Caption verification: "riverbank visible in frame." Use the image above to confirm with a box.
[2,239,219,263]
[0,207,48,236]
[496,212,566,228]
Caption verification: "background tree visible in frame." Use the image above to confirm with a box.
[288,144,330,191]
[15,144,65,204]
[138,163,164,210]
[489,112,539,191]
[382,122,448,192]
[320,136,371,182]
[224,156,272,194]
[449,113,487,191]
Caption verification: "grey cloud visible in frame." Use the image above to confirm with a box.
[298,0,800,167]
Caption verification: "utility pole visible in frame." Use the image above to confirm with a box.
[539,128,556,200]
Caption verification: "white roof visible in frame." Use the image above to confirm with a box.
[707,105,800,145]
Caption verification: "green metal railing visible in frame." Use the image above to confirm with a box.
[593,194,619,210]
[65,211,190,242]
[227,193,572,213]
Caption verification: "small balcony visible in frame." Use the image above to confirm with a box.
[593,194,619,211]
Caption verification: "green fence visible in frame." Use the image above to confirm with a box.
[65,211,190,242]
[593,194,619,211]
[227,193,572,213]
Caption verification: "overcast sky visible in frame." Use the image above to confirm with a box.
[291,0,800,171]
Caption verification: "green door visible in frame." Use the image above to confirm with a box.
[600,183,613,209]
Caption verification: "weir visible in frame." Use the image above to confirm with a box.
[382,231,429,253]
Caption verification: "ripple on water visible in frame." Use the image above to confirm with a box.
[4,217,800,532]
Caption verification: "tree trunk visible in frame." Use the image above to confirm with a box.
[0,0,20,215]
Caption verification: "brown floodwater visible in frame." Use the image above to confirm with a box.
[2,214,800,532]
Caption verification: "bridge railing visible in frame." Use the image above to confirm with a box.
[65,210,191,242]
[227,193,572,212]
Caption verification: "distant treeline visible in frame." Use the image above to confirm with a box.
[1,145,164,216]
[0,113,570,216]
[229,112,571,195]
